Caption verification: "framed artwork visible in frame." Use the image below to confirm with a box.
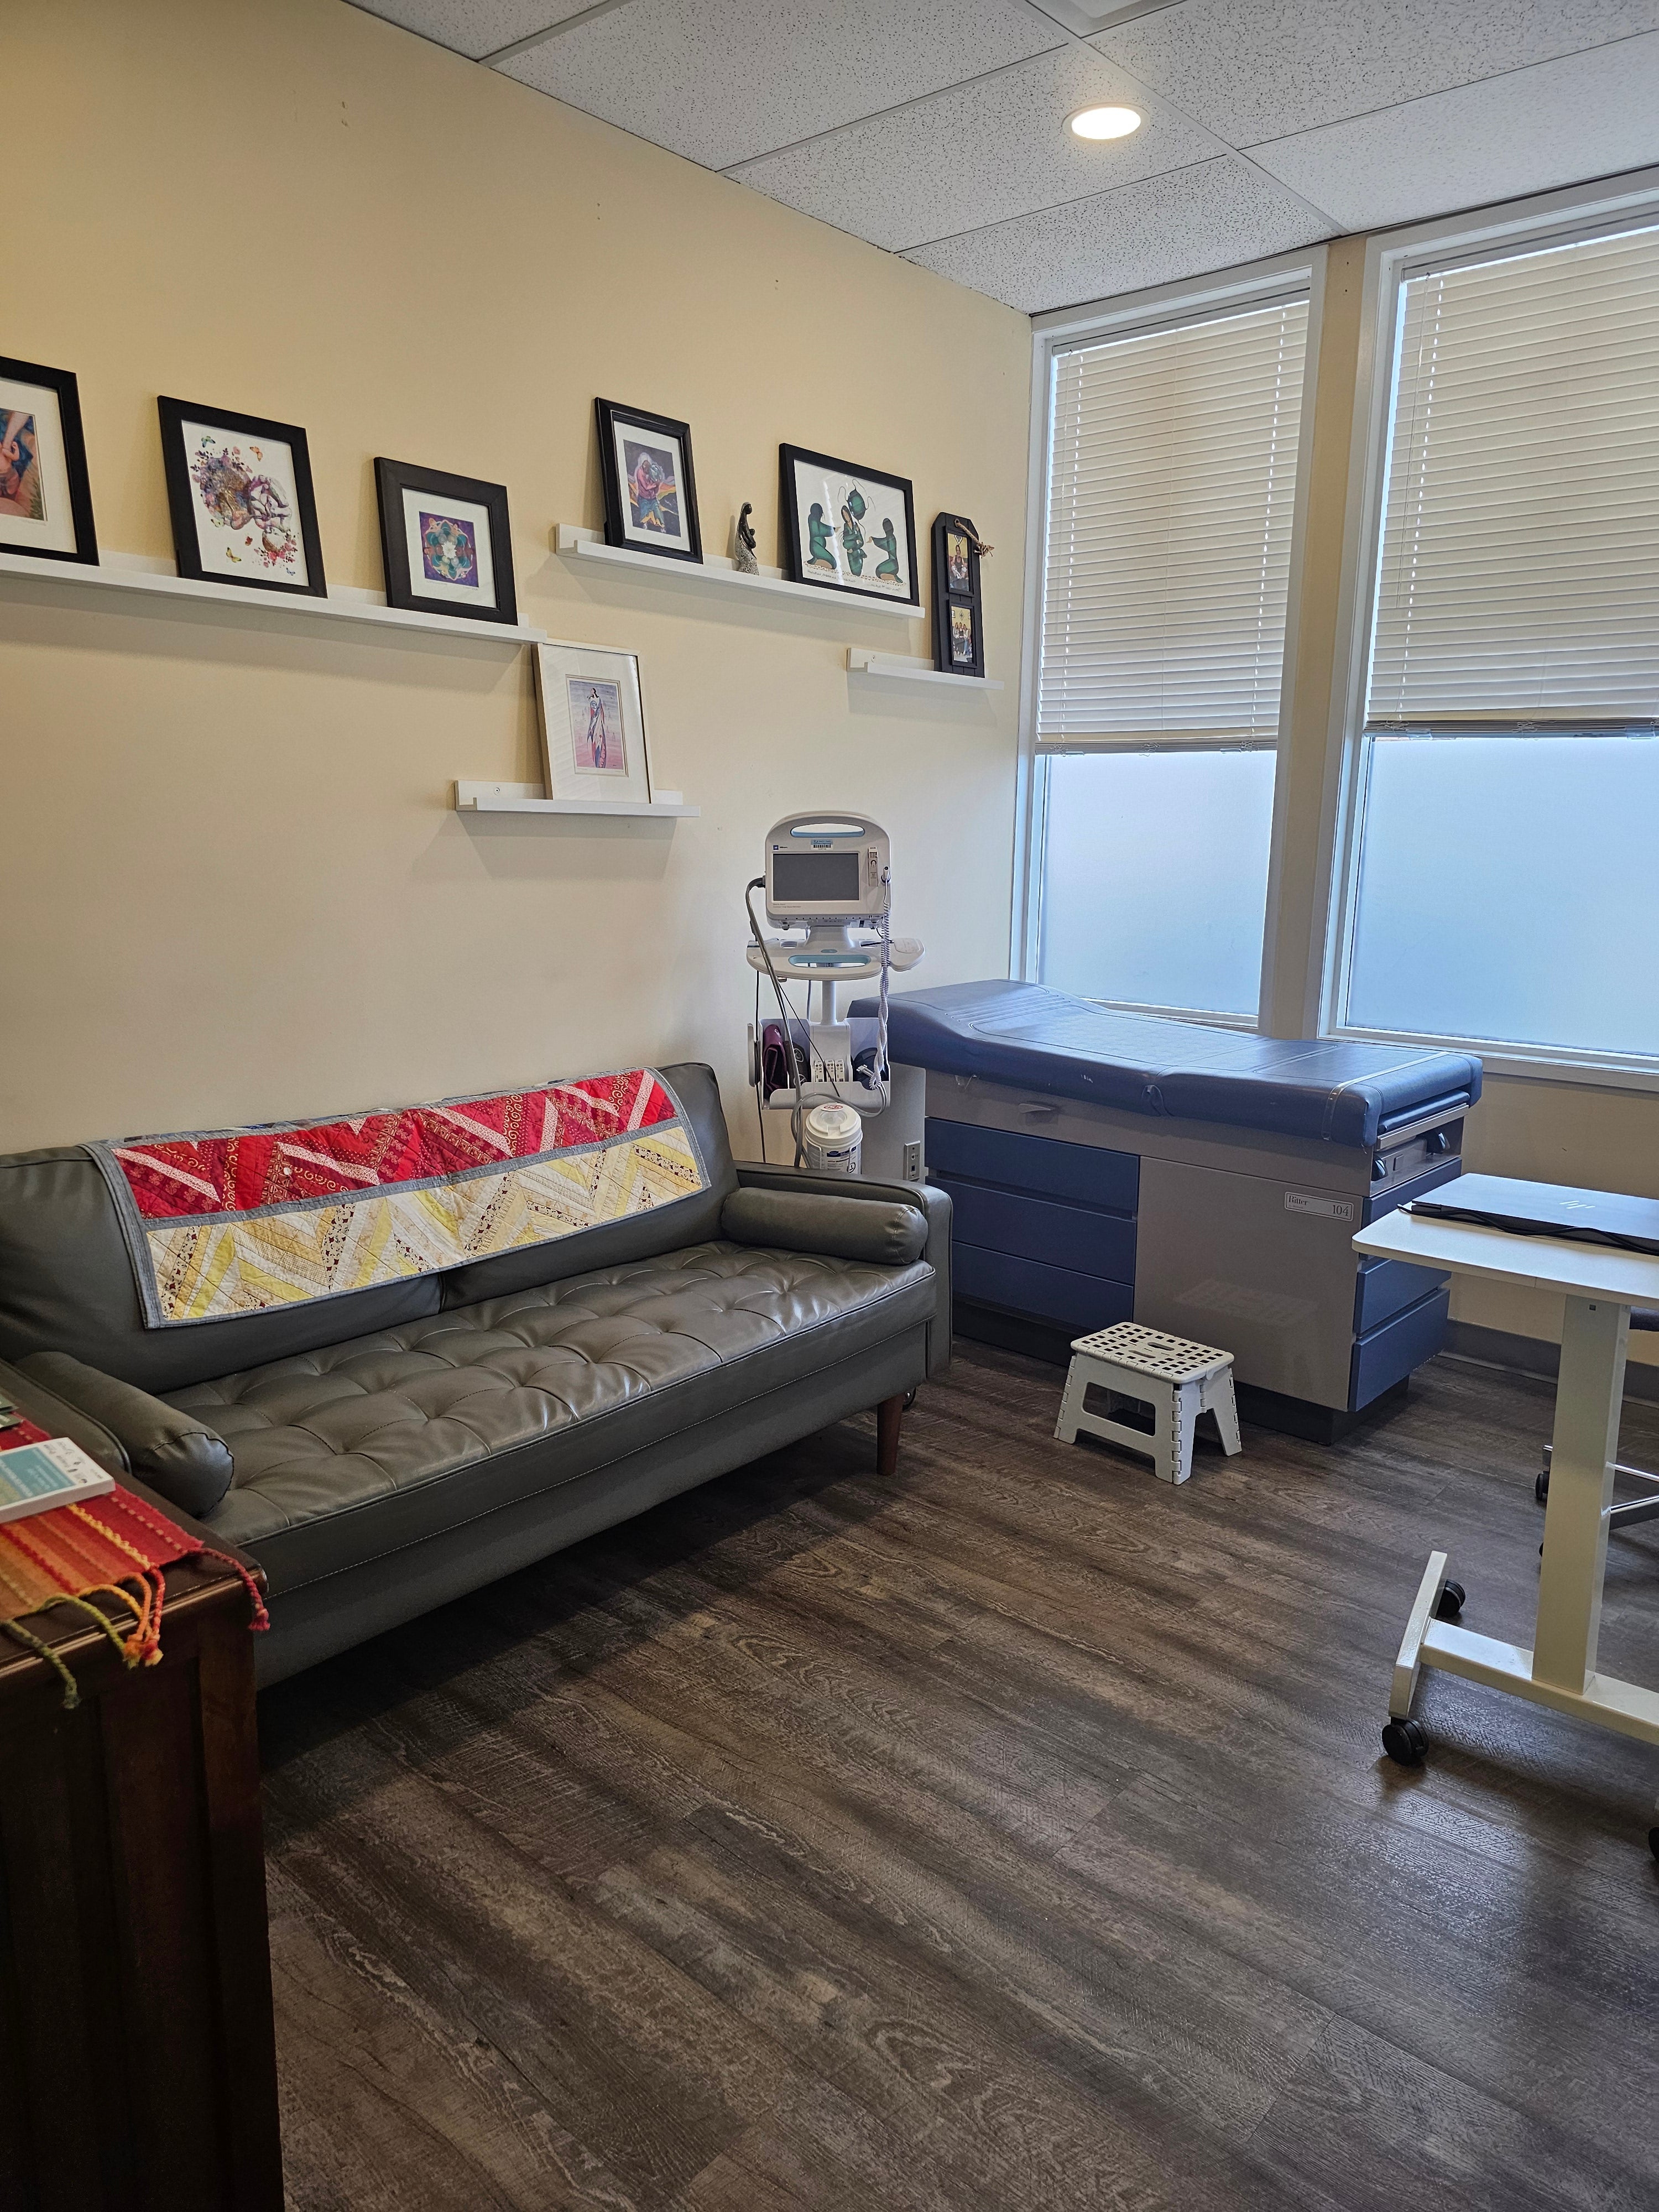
[0,354,97,564]
[534,638,654,805]
[374,458,518,626]
[157,397,325,596]
[594,399,701,564]
[780,445,919,607]
[932,509,985,678]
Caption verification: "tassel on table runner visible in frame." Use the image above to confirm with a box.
[0,1420,266,1707]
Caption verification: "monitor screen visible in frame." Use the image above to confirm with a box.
[773,850,862,903]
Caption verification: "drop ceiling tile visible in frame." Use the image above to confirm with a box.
[1250,35,1659,232]
[499,0,1068,170]
[1095,0,1659,145]
[905,154,1333,314]
[347,0,592,60]
[729,45,1229,253]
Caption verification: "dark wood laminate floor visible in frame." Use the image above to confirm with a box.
[261,1345,1659,2212]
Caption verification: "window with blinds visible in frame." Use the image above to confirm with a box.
[1034,295,1309,1020]
[1366,222,1659,724]
[1038,298,1308,748]
[1339,219,1659,1063]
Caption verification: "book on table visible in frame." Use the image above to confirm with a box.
[0,1403,116,1525]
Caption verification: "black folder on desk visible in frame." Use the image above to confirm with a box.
[1408,1175,1659,1258]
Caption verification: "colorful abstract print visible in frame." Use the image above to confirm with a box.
[624,440,679,536]
[92,1070,706,1326]
[189,435,300,572]
[420,509,477,586]
[0,410,43,521]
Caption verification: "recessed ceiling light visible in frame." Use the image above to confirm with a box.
[1068,104,1142,140]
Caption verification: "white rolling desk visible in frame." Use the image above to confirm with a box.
[1353,1191,1659,1853]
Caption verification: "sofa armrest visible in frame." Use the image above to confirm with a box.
[0,1355,129,1476]
[721,1187,927,1266]
[17,1352,234,1519]
[734,1165,952,1376]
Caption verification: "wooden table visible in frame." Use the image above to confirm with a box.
[0,1525,284,2211]
[1354,1194,1659,1852]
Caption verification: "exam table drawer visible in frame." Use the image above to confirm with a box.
[954,1244,1135,1334]
[937,1177,1136,1285]
[1354,1254,1449,1335]
[1349,1285,1451,1409]
[925,1118,1140,1214]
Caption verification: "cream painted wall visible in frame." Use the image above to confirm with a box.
[1458,1075,1659,1364]
[1,0,1029,1152]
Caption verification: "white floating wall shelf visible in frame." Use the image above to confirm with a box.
[454,780,699,820]
[846,649,1003,691]
[554,525,921,623]
[0,550,547,644]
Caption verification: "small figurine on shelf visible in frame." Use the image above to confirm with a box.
[733,501,759,574]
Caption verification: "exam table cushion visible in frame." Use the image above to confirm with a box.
[852,980,1481,1150]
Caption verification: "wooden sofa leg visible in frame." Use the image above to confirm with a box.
[877,1393,904,1478]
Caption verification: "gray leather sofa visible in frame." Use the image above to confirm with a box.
[0,1065,951,1684]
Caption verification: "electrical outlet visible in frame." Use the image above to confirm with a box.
[904,1140,922,1182]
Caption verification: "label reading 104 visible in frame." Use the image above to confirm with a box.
[1284,1191,1355,1223]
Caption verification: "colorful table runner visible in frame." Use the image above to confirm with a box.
[90,1067,708,1326]
[0,1416,266,1706]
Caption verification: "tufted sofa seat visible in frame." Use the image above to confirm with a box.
[0,1063,952,1682]
[168,1239,935,1598]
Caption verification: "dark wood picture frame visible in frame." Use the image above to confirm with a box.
[780,444,920,607]
[0,353,98,565]
[594,398,702,564]
[156,397,326,597]
[932,509,986,678]
[374,457,518,627]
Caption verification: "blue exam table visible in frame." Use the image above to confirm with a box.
[853,980,1483,1439]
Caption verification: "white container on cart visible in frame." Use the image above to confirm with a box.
[802,1103,863,1176]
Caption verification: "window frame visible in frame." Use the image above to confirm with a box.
[1013,249,1325,1025]
[1319,169,1659,1089]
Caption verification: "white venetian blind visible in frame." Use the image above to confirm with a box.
[1368,222,1659,724]
[1037,299,1307,748]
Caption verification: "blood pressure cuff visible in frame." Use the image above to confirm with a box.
[719,1188,928,1269]
[19,1350,234,1518]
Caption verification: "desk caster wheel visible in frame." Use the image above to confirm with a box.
[1536,1468,1550,1505]
[1435,1578,1465,1621]
[1383,1718,1427,1766]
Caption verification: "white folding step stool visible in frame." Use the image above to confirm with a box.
[1055,1322,1241,1486]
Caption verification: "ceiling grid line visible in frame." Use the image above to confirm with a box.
[344,0,1659,315]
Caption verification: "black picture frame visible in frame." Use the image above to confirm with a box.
[0,354,98,565]
[374,457,518,627]
[932,509,985,678]
[594,399,702,564]
[156,396,326,597]
[780,444,920,607]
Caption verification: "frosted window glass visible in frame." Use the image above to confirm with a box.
[1040,750,1276,1018]
[1344,733,1659,1055]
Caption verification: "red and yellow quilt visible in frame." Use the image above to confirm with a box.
[90,1068,707,1327]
